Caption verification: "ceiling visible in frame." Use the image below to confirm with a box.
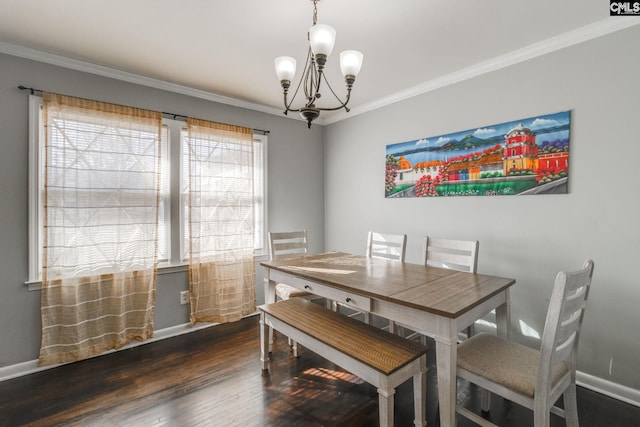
[0,1,628,125]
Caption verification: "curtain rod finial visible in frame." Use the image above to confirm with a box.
[18,85,35,94]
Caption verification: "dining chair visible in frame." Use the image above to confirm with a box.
[422,236,479,274]
[398,236,480,343]
[336,231,407,326]
[426,236,479,338]
[455,259,595,427]
[366,230,408,262]
[269,230,325,356]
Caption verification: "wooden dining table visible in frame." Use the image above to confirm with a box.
[261,252,516,427]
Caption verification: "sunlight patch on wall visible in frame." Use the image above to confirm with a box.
[519,319,541,339]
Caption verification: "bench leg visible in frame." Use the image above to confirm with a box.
[413,356,427,427]
[260,312,270,370]
[377,387,395,427]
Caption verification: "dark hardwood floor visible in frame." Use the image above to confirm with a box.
[0,314,638,426]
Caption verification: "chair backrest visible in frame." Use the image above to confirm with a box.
[366,231,407,262]
[422,236,479,273]
[268,231,308,261]
[537,259,595,391]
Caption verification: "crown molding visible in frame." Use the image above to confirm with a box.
[2,17,638,127]
[0,40,285,118]
[322,17,640,125]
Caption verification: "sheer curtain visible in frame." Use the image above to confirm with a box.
[186,118,256,325]
[39,93,162,366]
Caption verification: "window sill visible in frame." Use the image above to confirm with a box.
[26,253,270,291]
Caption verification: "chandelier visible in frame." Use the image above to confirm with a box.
[274,0,363,128]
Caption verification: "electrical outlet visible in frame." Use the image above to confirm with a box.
[180,290,189,305]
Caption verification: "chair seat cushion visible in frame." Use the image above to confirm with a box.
[275,283,312,300]
[457,333,568,398]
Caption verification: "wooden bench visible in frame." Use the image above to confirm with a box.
[259,298,427,427]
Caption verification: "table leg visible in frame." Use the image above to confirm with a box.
[260,312,269,370]
[388,320,398,335]
[264,276,276,352]
[495,289,511,339]
[435,335,457,427]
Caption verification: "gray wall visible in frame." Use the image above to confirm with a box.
[0,53,325,368]
[324,25,640,393]
[2,23,639,402]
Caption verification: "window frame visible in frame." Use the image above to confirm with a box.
[252,133,269,258]
[27,95,268,286]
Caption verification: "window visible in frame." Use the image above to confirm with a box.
[28,96,267,283]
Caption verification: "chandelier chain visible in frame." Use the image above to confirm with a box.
[312,0,318,25]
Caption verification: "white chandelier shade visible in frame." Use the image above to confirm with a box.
[309,24,336,57]
[274,56,296,82]
[339,50,364,78]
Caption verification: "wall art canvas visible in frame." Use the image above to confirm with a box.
[385,111,570,198]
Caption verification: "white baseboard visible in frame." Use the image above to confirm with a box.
[1,318,638,410]
[577,371,640,408]
[0,312,259,383]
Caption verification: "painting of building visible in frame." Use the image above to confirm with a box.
[385,111,570,198]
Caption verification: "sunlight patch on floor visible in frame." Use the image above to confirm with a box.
[302,367,364,384]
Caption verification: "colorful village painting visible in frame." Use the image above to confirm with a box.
[385,111,571,198]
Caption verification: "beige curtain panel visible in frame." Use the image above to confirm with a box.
[39,93,162,366]
[186,118,256,325]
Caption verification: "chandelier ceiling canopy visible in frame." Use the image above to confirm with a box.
[274,0,363,128]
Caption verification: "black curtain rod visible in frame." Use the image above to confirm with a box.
[18,85,270,135]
